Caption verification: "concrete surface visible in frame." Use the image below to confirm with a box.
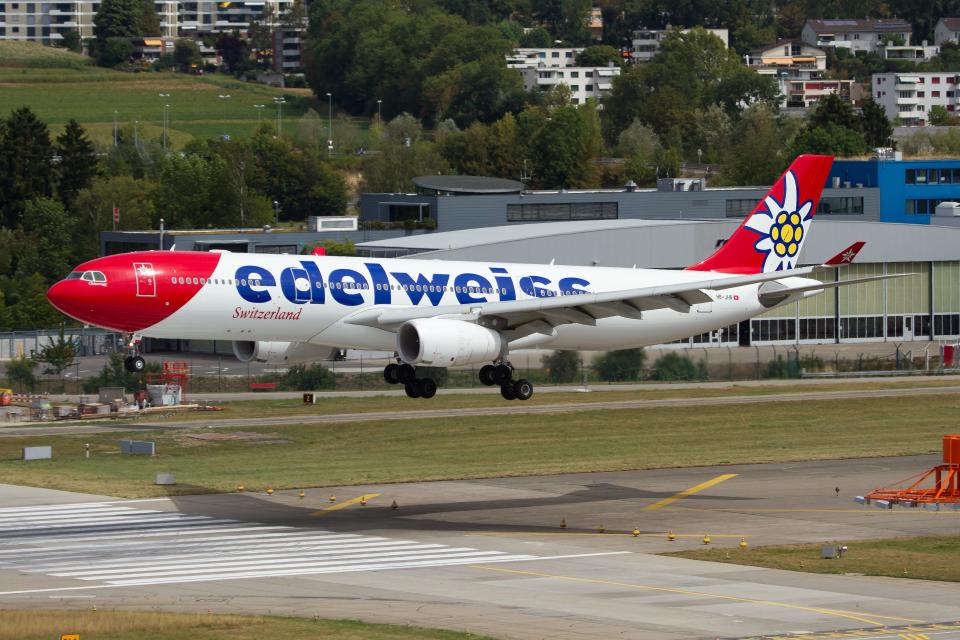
[1,457,959,639]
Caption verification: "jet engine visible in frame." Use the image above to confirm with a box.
[397,318,502,366]
[232,341,339,365]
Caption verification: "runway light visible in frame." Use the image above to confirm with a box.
[739,537,748,550]
[329,494,337,503]
[632,528,640,537]
[560,518,567,529]
[360,496,367,506]
[298,490,305,499]
[702,534,711,545]
[236,484,245,492]
[597,523,605,533]
[391,500,399,510]
[266,487,274,496]
[667,531,676,541]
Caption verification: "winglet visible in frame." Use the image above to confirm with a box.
[822,241,865,267]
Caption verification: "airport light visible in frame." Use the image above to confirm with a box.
[158,93,171,151]
[253,103,265,123]
[217,94,231,140]
[326,92,333,156]
[273,96,285,137]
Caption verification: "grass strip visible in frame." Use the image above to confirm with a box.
[0,394,955,497]
[0,609,492,640]
[668,535,960,582]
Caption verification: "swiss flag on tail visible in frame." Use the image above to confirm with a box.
[687,155,834,274]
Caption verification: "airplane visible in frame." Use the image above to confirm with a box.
[47,154,887,401]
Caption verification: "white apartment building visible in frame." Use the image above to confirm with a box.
[877,42,940,62]
[629,27,728,63]
[745,39,854,108]
[506,47,584,69]
[873,72,960,126]
[0,0,290,44]
[802,19,912,54]
[935,18,960,46]
[518,65,620,104]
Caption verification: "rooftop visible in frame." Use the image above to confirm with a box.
[805,18,912,33]
[412,175,524,195]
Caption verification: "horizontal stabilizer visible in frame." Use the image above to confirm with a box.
[758,273,910,307]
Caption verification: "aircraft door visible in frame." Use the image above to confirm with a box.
[133,262,157,298]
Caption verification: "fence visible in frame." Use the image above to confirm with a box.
[0,328,121,361]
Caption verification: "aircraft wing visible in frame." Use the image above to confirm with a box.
[345,266,817,338]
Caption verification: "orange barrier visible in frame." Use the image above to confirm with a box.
[864,435,960,505]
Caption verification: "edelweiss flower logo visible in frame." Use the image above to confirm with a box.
[744,170,813,272]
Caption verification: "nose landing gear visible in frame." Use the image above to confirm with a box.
[479,362,533,401]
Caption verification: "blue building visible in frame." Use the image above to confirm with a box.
[830,158,960,223]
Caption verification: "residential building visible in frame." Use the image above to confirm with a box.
[801,18,912,54]
[587,6,602,41]
[629,27,728,63]
[0,0,292,44]
[877,41,939,62]
[272,26,303,72]
[506,47,584,69]
[745,39,854,108]
[934,17,960,46]
[518,64,620,104]
[873,72,960,126]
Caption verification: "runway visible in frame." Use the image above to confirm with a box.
[1,456,959,639]
[5,383,960,437]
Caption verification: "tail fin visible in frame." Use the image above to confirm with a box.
[687,154,834,274]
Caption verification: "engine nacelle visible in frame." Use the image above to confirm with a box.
[232,341,339,365]
[397,318,502,366]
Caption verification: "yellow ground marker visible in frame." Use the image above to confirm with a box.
[311,493,381,516]
[470,565,922,627]
[644,473,738,510]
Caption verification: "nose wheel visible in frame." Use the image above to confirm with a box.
[124,355,146,373]
[480,362,533,401]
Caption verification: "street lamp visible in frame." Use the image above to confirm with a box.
[217,94,231,140]
[377,98,382,124]
[326,92,333,156]
[253,103,265,124]
[272,200,281,226]
[273,96,285,137]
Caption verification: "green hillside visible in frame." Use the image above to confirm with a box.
[0,40,92,69]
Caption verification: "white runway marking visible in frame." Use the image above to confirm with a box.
[0,502,550,588]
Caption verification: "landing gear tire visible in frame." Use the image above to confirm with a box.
[398,363,416,385]
[124,355,145,373]
[404,382,421,398]
[383,363,401,385]
[491,363,512,385]
[478,364,496,386]
[417,378,437,399]
[500,383,517,401]
[512,378,534,401]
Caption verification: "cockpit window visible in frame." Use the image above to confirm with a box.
[92,271,107,282]
[81,272,94,281]
[78,271,107,283]
[66,272,83,280]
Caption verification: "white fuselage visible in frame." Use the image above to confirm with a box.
[143,253,819,352]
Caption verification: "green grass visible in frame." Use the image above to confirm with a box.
[670,536,960,583]
[2,394,955,497]
[0,65,314,145]
[0,41,92,69]
[0,610,492,640]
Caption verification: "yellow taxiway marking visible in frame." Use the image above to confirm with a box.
[644,473,738,510]
[669,507,960,514]
[901,634,931,640]
[310,493,381,516]
[471,565,923,627]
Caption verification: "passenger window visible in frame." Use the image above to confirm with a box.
[170,277,176,284]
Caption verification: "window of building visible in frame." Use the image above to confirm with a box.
[565,51,572,57]
[933,90,941,97]
[570,71,579,78]
[551,51,559,58]
[840,316,885,339]
[906,198,948,214]
[934,76,942,83]
[798,317,836,341]
[506,202,618,222]
[26,2,33,10]
[751,318,796,342]
[725,199,757,217]
[570,85,579,91]
[816,196,864,215]
[585,84,593,91]
[918,91,926,97]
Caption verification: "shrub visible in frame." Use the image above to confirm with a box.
[279,363,335,390]
[594,348,646,382]
[82,352,161,393]
[542,350,580,383]
[651,352,705,381]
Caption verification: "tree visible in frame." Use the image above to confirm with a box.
[361,140,449,193]
[137,0,161,35]
[860,97,894,145]
[0,106,55,229]
[5,351,37,393]
[576,44,623,67]
[8,273,64,329]
[56,119,98,205]
[60,30,83,53]
[542,350,580,383]
[173,38,202,72]
[71,176,156,259]
[36,324,77,386]
[96,36,134,67]
[719,103,786,187]
[808,93,862,133]
[216,33,249,73]
[523,101,602,189]
[519,26,551,47]
[19,198,72,283]
[929,105,955,126]
[94,0,141,40]
[82,352,159,393]
[594,348,646,382]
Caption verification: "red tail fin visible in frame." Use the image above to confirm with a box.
[687,154,834,274]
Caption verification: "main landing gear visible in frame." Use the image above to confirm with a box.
[383,362,437,399]
[122,334,146,373]
[478,362,533,401]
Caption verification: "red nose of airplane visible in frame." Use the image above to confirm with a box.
[47,278,91,323]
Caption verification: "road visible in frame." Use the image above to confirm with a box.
[6,383,960,437]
